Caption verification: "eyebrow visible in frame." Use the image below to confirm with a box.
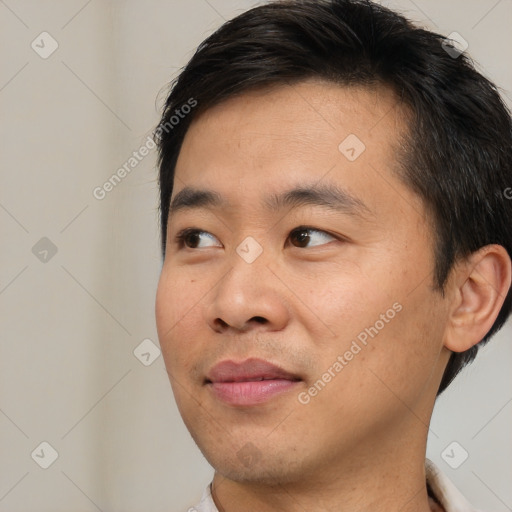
[168,183,372,220]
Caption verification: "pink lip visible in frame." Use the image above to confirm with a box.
[205,358,301,406]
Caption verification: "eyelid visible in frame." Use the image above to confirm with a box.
[291,226,337,238]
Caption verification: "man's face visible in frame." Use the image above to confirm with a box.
[156,80,451,485]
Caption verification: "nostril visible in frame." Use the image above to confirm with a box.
[214,319,229,329]
[212,316,268,332]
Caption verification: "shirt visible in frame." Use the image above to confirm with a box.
[188,459,480,512]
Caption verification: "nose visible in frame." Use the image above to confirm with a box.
[205,255,290,334]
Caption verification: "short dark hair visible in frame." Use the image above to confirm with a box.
[155,0,512,395]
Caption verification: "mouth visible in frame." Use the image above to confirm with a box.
[205,358,302,406]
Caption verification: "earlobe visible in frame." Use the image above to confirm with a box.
[444,244,512,353]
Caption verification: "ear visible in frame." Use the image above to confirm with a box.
[444,244,512,353]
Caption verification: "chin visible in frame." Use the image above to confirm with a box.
[199,439,311,486]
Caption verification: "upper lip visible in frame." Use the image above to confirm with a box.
[205,358,301,383]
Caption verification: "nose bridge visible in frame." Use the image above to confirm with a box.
[206,240,288,332]
[226,233,272,292]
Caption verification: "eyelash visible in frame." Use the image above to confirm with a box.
[173,226,341,250]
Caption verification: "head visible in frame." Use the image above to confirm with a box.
[155,0,511,485]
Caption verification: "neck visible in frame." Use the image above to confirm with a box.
[211,422,434,512]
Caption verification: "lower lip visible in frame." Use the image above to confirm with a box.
[208,379,300,406]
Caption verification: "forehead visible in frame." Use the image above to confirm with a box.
[172,79,414,218]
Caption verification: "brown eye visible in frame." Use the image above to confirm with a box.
[290,229,311,248]
[289,227,337,248]
[183,231,201,248]
[175,229,221,249]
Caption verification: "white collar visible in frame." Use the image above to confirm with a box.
[190,459,479,512]
[425,459,480,512]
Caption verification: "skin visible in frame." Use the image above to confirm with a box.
[155,79,511,512]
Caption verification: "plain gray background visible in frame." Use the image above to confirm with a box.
[0,1,511,511]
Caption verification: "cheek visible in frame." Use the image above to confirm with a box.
[356,285,446,406]
[299,262,398,343]
[155,266,203,370]
[304,250,440,383]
